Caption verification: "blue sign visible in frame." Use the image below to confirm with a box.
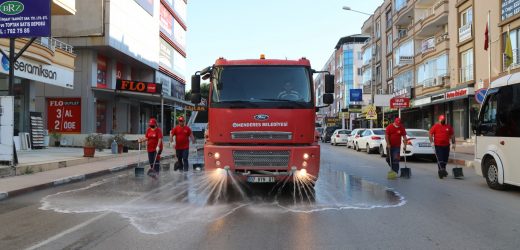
[350,89,363,102]
[475,88,488,104]
[0,0,51,38]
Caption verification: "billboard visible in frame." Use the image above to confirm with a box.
[116,79,162,95]
[350,89,363,102]
[47,98,82,134]
[160,3,186,50]
[0,0,51,38]
[96,55,107,88]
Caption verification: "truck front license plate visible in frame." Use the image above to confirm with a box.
[247,176,275,183]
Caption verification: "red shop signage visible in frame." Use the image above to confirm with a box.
[47,98,82,134]
[445,88,468,100]
[390,97,410,109]
[116,79,162,94]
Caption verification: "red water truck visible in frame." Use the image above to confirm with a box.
[190,55,334,185]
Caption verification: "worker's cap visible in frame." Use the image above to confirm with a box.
[394,118,401,125]
[177,116,185,122]
[438,115,446,121]
[149,118,157,126]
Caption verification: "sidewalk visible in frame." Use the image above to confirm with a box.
[0,144,201,201]
[448,143,475,168]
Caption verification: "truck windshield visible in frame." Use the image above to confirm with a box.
[211,66,313,108]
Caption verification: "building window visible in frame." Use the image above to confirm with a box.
[387,58,393,78]
[503,28,520,70]
[387,33,393,53]
[376,65,381,83]
[375,20,381,39]
[459,7,473,43]
[394,70,413,92]
[395,0,407,12]
[394,39,413,66]
[362,68,372,86]
[362,46,372,65]
[416,53,448,87]
[460,49,474,83]
[357,67,363,76]
[386,9,392,28]
[357,51,363,60]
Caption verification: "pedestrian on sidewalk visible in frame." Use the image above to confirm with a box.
[385,118,407,179]
[429,115,455,179]
[170,116,195,172]
[138,118,163,178]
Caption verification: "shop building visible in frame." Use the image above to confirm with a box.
[49,0,189,136]
[0,1,77,140]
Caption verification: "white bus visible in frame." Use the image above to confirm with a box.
[474,73,520,190]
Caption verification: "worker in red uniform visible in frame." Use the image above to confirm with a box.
[139,118,163,178]
[429,115,455,179]
[385,118,407,179]
[170,116,195,172]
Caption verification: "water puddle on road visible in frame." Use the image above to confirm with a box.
[40,168,405,234]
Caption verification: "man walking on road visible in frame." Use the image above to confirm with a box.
[170,116,196,172]
[429,115,455,179]
[138,118,163,178]
[385,118,407,179]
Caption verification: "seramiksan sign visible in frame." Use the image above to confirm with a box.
[0,54,74,89]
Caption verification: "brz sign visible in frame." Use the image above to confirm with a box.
[0,0,51,38]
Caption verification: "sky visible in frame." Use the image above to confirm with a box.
[186,0,383,87]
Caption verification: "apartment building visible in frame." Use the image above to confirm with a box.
[315,35,369,127]
[359,0,515,140]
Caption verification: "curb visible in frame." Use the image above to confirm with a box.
[448,158,474,168]
[0,155,174,201]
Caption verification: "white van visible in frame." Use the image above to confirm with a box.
[474,73,520,190]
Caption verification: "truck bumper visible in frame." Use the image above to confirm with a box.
[203,144,320,181]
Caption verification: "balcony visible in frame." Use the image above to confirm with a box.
[394,0,415,28]
[52,0,76,15]
[460,64,474,83]
[415,1,449,37]
[415,33,449,63]
[458,23,472,43]
[421,37,436,54]
[421,74,449,88]
[34,37,74,54]
[503,48,520,71]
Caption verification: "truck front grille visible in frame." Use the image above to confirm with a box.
[232,150,290,168]
[231,131,292,140]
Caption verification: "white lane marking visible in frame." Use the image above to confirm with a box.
[25,212,109,250]
[28,176,183,249]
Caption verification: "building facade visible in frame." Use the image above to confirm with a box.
[358,0,514,140]
[315,35,369,128]
[49,0,189,136]
[0,0,77,138]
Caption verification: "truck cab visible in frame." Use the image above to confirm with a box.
[191,56,334,184]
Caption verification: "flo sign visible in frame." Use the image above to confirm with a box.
[0,0,51,38]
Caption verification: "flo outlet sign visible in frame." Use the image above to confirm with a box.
[0,0,51,38]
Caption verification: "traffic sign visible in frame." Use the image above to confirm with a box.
[365,105,377,120]
[390,97,410,109]
[349,104,362,113]
[475,88,488,104]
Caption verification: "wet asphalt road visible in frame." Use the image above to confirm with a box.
[1,143,520,250]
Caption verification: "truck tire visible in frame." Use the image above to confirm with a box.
[484,157,507,190]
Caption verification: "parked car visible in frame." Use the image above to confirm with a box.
[316,127,324,141]
[348,129,366,150]
[356,128,385,154]
[380,129,434,158]
[330,129,351,146]
[322,126,340,143]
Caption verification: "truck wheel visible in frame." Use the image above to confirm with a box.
[484,157,507,190]
[366,144,371,154]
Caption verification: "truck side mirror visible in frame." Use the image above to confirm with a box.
[191,93,201,105]
[191,74,201,104]
[325,75,335,94]
[323,93,333,104]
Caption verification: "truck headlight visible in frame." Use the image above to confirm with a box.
[214,152,220,160]
[303,153,310,160]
